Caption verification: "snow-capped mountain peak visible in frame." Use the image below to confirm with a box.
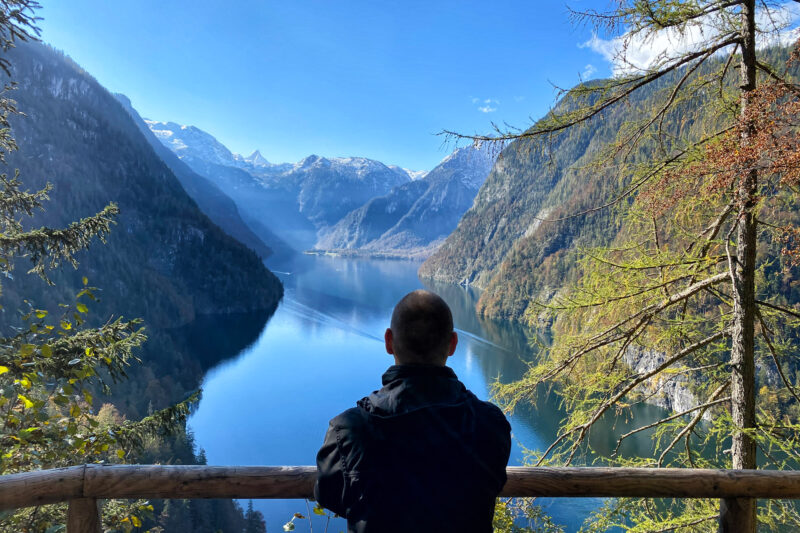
[145,119,237,167]
[244,149,270,167]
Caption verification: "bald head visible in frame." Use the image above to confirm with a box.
[386,290,456,366]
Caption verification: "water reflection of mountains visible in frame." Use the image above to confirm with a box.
[110,308,274,417]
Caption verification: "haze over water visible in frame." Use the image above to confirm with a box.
[188,255,659,532]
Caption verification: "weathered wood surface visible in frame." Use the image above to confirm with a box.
[0,466,83,509]
[501,467,800,498]
[67,498,101,533]
[719,497,757,533]
[85,465,317,500]
[2,465,800,511]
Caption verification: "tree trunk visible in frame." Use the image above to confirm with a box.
[725,0,758,530]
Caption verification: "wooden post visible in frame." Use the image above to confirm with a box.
[719,498,757,533]
[67,498,101,533]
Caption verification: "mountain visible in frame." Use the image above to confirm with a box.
[315,145,495,258]
[2,41,283,332]
[146,121,410,250]
[243,149,270,167]
[389,165,427,181]
[114,94,275,260]
[419,69,723,320]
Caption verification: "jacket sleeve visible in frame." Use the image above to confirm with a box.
[314,421,348,516]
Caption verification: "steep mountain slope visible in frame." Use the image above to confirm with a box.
[316,146,495,258]
[419,70,722,320]
[115,94,275,260]
[146,121,410,250]
[3,42,283,330]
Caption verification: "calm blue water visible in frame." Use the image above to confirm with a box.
[188,254,659,532]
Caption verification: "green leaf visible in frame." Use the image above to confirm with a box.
[313,504,326,515]
[116,449,125,459]
[40,345,52,358]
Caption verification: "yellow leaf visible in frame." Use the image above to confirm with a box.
[117,449,125,459]
[131,516,141,527]
[40,345,52,358]
[70,404,81,417]
[60,320,72,331]
[76,303,88,314]
[19,377,31,390]
[18,394,33,409]
[35,309,47,319]
[0,366,8,376]
[82,276,88,286]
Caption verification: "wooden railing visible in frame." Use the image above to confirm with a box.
[2,465,800,532]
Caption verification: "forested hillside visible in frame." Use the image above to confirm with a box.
[420,58,746,320]
[0,41,284,418]
[115,93,275,260]
[2,42,282,327]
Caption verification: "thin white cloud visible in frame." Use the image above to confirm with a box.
[475,98,498,113]
[582,2,800,76]
[582,63,597,79]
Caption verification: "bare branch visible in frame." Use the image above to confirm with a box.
[441,37,739,144]
[756,309,800,405]
[613,394,731,456]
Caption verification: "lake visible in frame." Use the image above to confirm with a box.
[188,254,663,532]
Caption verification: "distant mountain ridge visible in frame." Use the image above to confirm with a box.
[315,145,496,258]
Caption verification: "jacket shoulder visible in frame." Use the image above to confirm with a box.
[467,392,511,429]
[329,405,369,432]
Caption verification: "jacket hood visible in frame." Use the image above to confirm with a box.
[358,365,469,417]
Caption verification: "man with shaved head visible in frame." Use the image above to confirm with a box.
[315,290,511,533]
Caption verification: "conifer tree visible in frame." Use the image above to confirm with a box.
[448,1,800,530]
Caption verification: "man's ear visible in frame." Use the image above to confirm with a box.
[447,331,458,357]
[385,328,394,355]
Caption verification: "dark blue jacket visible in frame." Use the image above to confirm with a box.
[314,365,511,533]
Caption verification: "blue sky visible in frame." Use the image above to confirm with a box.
[38,1,617,170]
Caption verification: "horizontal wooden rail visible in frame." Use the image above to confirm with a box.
[2,464,800,512]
